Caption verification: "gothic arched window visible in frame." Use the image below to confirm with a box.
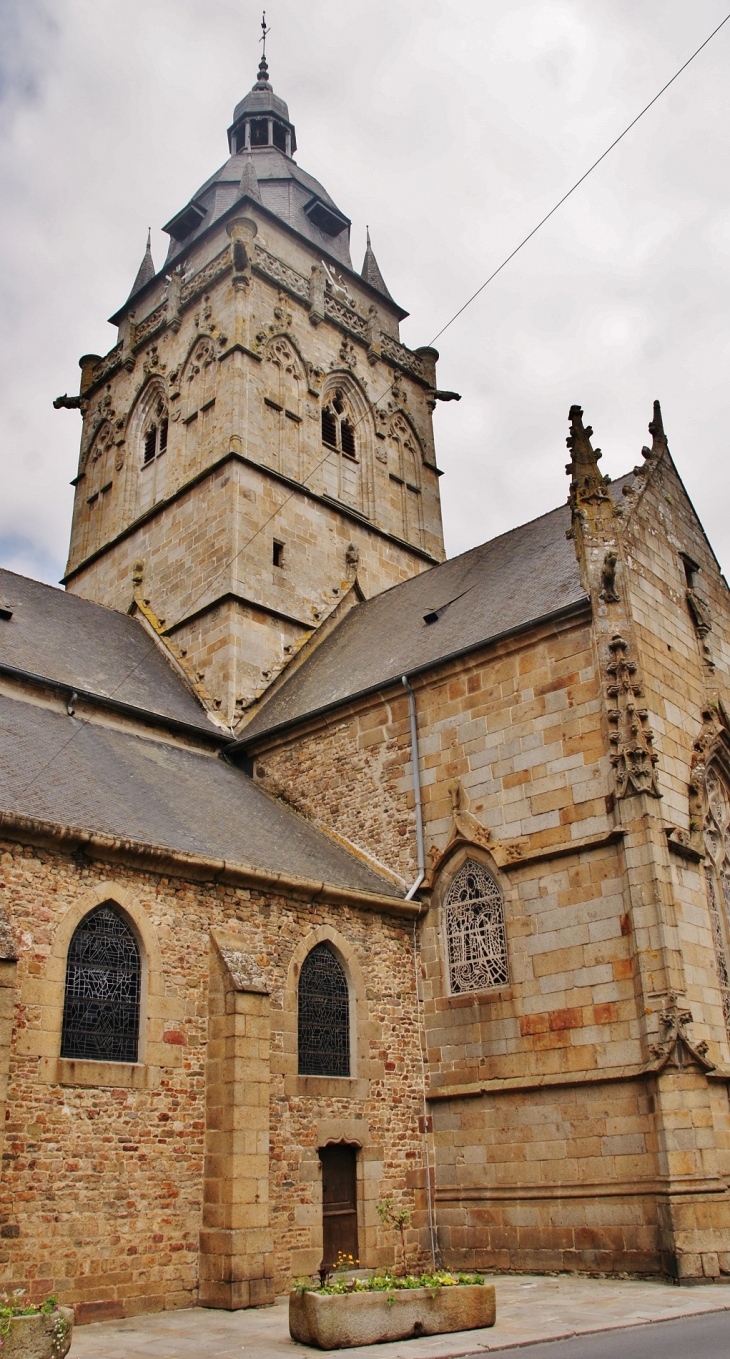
[702,765,730,1041]
[298,943,350,1077]
[60,904,142,1063]
[321,390,360,508]
[386,414,422,546]
[264,335,303,480]
[444,860,509,995]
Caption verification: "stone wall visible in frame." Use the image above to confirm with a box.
[63,203,446,722]
[0,838,428,1319]
[249,538,730,1277]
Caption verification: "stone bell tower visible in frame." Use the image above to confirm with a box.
[59,44,447,727]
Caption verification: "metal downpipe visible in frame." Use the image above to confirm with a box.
[402,674,425,901]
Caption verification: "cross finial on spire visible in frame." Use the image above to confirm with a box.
[256,10,271,86]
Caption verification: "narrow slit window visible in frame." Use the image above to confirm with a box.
[298,943,350,1077]
[273,540,284,568]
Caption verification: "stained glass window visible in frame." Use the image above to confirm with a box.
[298,943,350,1077]
[702,767,730,1043]
[60,904,141,1063]
[444,860,509,994]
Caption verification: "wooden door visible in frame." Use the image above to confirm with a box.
[320,1143,358,1268]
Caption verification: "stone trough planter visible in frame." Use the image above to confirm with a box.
[290,1282,496,1350]
[0,1308,74,1359]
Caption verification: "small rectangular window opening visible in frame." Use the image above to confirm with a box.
[273,540,284,568]
[681,553,700,589]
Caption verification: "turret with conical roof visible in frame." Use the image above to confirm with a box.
[127,230,155,302]
[361,228,393,301]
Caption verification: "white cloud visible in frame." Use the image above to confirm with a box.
[2,0,730,582]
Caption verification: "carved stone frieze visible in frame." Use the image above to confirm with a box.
[380,335,426,380]
[134,303,168,350]
[325,293,368,339]
[254,244,309,302]
[605,633,661,799]
[180,247,231,307]
[91,344,123,388]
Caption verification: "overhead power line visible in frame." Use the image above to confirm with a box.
[428,10,730,345]
[9,10,730,804]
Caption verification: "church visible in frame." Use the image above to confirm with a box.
[1,41,730,1324]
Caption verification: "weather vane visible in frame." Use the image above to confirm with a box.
[260,10,271,59]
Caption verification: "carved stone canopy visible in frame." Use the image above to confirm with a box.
[647,994,714,1073]
[423,780,526,887]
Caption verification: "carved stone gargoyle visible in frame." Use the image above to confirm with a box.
[599,549,620,603]
[647,994,715,1073]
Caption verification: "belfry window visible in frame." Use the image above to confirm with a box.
[444,860,509,995]
[322,393,357,459]
[142,405,168,466]
[250,118,269,146]
[298,943,350,1077]
[60,904,142,1063]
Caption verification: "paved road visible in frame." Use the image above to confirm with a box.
[487,1308,729,1358]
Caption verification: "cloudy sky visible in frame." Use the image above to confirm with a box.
[2,0,730,586]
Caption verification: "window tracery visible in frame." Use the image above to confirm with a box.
[60,904,142,1064]
[444,859,509,995]
[386,413,422,545]
[321,390,360,507]
[702,765,730,1041]
[132,378,169,514]
[264,335,303,479]
[298,942,350,1077]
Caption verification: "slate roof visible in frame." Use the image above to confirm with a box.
[0,692,398,896]
[241,497,593,745]
[0,569,219,737]
[162,146,353,270]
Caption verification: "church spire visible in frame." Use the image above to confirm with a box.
[127,229,155,301]
[360,228,393,300]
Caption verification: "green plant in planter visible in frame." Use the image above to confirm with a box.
[293,1269,485,1296]
[0,1290,69,1353]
